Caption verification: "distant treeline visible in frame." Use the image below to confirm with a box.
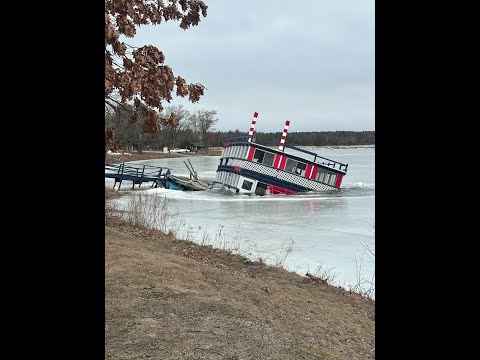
[112,129,375,152]
[105,103,374,152]
[250,131,375,147]
[148,130,375,149]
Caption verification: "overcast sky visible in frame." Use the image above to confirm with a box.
[125,0,375,132]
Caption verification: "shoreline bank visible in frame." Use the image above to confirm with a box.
[105,211,375,359]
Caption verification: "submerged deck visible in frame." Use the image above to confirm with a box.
[105,163,171,190]
[166,174,212,191]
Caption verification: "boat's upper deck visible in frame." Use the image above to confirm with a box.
[222,136,348,173]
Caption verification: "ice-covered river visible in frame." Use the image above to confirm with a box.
[106,147,375,294]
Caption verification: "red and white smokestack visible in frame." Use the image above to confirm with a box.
[278,120,290,151]
[247,112,259,142]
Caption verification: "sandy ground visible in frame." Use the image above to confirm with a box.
[105,152,375,360]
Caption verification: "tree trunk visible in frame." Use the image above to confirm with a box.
[137,131,143,154]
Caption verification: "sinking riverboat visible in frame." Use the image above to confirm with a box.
[214,112,348,195]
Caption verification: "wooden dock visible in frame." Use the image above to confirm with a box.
[105,163,172,190]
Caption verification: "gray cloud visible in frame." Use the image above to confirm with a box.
[124,0,374,132]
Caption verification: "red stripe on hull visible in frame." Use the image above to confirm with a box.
[310,165,319,180]
[335,174,344,188]
[267,185,297,195]
[246,146,255,161]
[279,156,287,170]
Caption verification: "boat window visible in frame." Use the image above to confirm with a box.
[284,158,297,172]
[329,174,337,186]
[255,182,268,195]
[316,170,326,182]
[295,162,307,176]
[324,173,330,184]
[253,149,265,163]
[240,146,246,159]
[242,179,253,191]
[262,152,275,167]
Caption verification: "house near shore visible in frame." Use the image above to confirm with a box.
[189,143,209,152]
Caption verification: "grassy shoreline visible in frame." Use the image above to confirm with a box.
[105,152,375,359]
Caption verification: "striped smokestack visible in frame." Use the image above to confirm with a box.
[247,112,259,142]
[278,120,290,151]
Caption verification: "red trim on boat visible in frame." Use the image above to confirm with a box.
[234,166,241,173]
[273,154,281,168]
[279,155,287,170]
[305,164,313,179]
[267,185,297,195]
[310,165,319,180]
[246,146,256,161]
[335,173,344,188]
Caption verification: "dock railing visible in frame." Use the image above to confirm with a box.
[105,163,172,189]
